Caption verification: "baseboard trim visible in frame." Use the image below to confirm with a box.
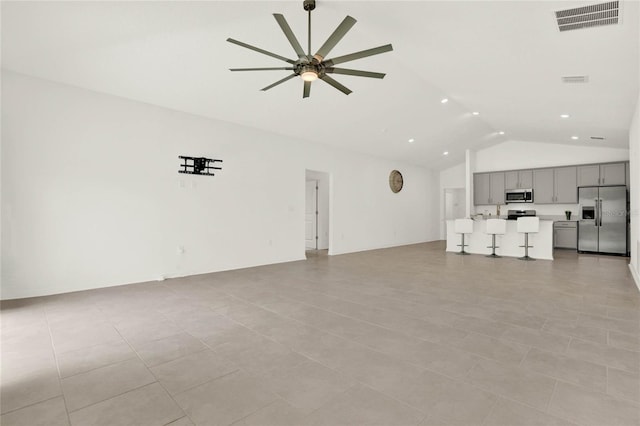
[629,263,640,293]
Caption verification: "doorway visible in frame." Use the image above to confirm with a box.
[305,170,330,256]
[443,188,466,238]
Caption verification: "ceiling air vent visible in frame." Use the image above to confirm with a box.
[555,1,620,32]
[562,75,589,83]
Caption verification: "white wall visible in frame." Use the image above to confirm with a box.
[475,140,629,172]
[1,71,438,300]
[629,95,640,291]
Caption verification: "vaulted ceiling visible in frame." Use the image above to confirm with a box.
[2,1,638,169]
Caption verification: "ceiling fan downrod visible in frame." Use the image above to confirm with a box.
[304,0,315,56]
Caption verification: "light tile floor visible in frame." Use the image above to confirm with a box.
[1,242,639,426]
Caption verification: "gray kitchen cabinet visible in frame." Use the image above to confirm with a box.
[476,161,627,206]
[490,172,505,204]
[474,172,504,205]
[519,170,533,188]
[554,221,577,249]
[534,167,576,204]
[577,165,600,187]
[600,163,626,186]
[474,173,490,205]
[577,162,626,186]
[555,166,577,203]
[505,170,532,189]
[533,168,554,204]
[505,171,518,190]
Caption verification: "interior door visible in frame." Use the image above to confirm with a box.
[598,186,627,254]
[305,180,317,250]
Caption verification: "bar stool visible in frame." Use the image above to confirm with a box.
[485,219,506,258]
[517,217,539,261]
[454,219,474,255]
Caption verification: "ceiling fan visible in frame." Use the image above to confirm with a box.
[227,0,393,98]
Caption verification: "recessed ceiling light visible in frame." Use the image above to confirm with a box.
[443,151,449,156]
[498,131,505,135]
[408,138,415,143]
[571,136,579,140]
[472,112,480,116]
[441,98,449,104]
[560,114,570,118]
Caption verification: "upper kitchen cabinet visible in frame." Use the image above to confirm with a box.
[474,173,490,205]
[600,163,626,186]
[505,170,533,190]
[577,162,626,186]
[490,172,505,204]
[533,168,554,204]
[577,165,600,186]
[474,172,505,205]
[533,167,577,204]
[555,166,578,203]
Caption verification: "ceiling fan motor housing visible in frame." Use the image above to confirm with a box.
[303,0,316,11]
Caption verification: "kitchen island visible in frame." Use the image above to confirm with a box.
[445,219,554,260]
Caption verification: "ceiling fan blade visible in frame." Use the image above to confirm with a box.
[313,16,357,62]
[227,38,295,64]
[323,44,393,67]
[303,81,311,98]
[319,75,352,95]
[324,68,386,79]
[273,14,306,59]
[261,73,297,91]
[230,67,295,71]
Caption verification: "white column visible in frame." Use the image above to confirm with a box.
[465,149,476,218]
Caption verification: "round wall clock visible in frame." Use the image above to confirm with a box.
[389,170,403,193]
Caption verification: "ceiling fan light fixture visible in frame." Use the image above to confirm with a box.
[301,70,319,82]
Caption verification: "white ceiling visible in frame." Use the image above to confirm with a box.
[2,1,638,169]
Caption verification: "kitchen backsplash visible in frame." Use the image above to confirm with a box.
[475,203,579,218]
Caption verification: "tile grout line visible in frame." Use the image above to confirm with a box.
[478,397,500,426]
[216,280,542,369]
[41,300,191,416]
[107,325,190,425]
[43,308,73,426]
[0,395,62,418]
[194,296,447,420]
[204,290,565,422]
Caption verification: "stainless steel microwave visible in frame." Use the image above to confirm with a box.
[505,189,533,203]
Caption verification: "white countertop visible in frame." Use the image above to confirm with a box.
[472,215,577,222]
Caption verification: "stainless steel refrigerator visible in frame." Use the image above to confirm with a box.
[578,186,628,255]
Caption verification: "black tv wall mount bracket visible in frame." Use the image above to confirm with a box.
[178,156,223,176]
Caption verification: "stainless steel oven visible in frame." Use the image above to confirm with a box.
[505,189,533,204]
